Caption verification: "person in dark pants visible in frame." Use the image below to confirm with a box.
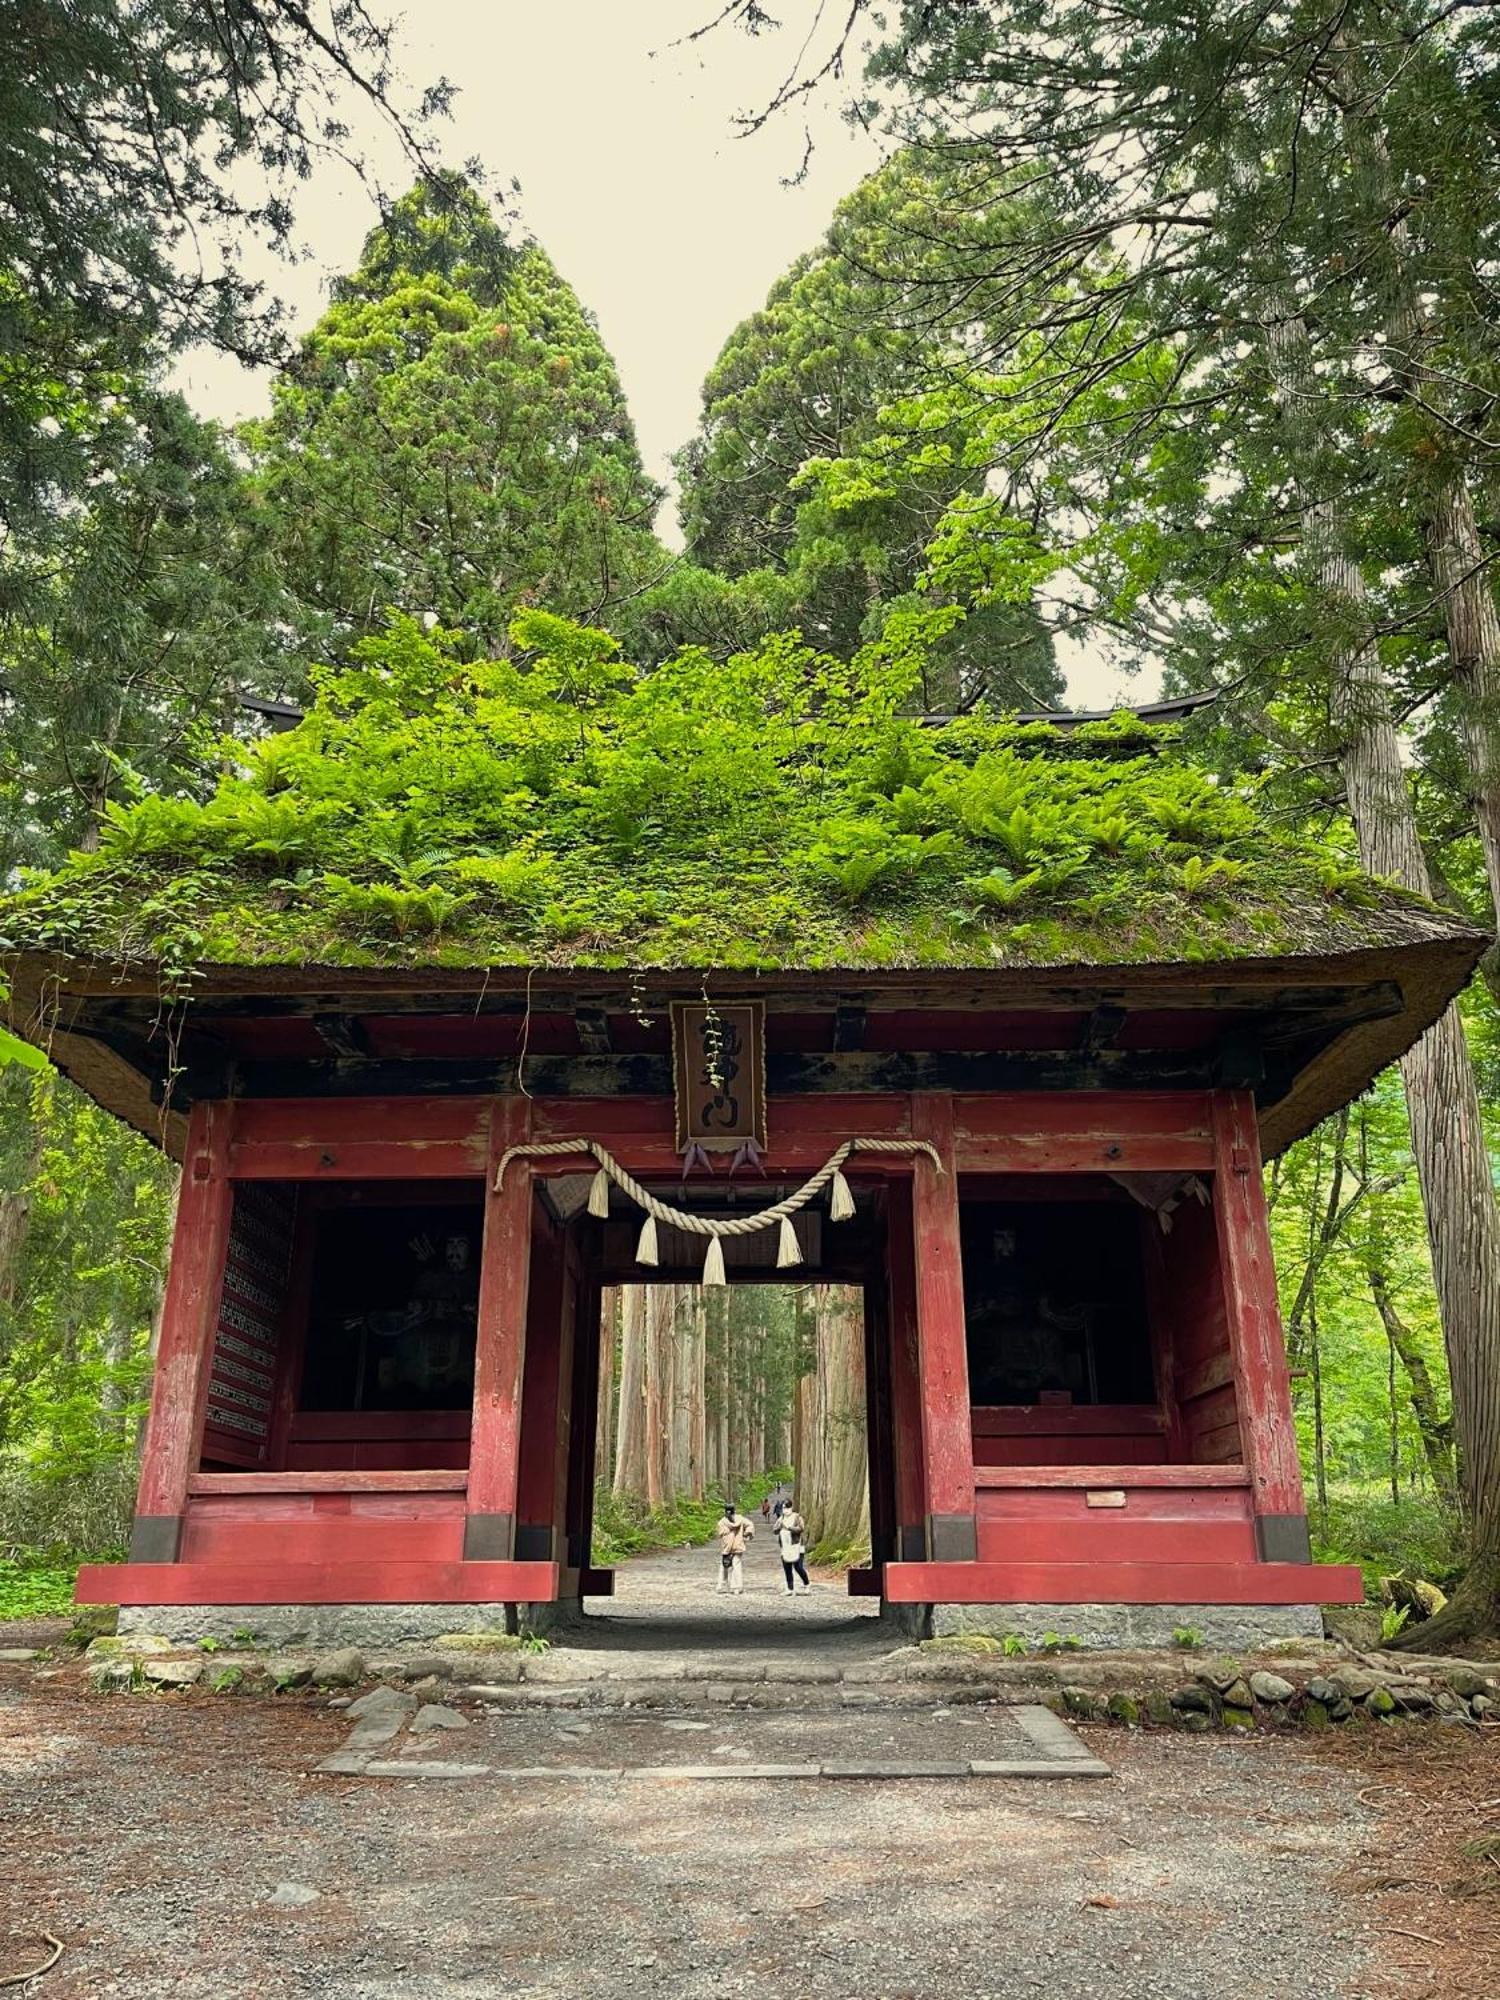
[776,1503,810,1593]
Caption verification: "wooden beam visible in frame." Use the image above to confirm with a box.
[1210,1090,1311,1563]
[199,1047,1238,1100]
[833,1000,868,1051]
[1080,1003,1127,1052]
[973,1464,1249,1489]
[311,1013,372,1058]
[69,976,1406,1025]
[131,1101,235,1561]
[188,1470,468,1495]
[881,1558,1363,1604]
[573,1005,612,1054]
[74,1558,562,1606]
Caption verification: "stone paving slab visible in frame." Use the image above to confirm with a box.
[314,1695,1111,1781]
[319,1756,1111,1782]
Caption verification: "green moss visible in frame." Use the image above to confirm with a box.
[0,614,1465,987]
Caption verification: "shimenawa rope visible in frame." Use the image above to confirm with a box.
[494,1136,942,1282]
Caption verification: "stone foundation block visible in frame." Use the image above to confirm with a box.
[926,1602,1326,1650]
[119,1603,514,1648]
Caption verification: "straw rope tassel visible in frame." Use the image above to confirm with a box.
[587,1167,611,1219]
[635,1214,659,1267]
[828,1167,856,1222]
[776,1215,803,1269]
[702,1235,727,1286]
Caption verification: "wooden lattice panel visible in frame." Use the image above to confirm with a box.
[202,1184,298,1465]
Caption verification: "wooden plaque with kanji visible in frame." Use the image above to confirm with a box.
[670,1001,767,1153]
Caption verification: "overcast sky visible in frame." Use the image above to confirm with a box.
[178,2,1147,706]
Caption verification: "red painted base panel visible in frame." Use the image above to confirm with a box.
[75,1560,561,1606]
[881,1561,1364,1606]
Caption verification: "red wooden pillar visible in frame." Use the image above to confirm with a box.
[1211,1090,1310,1562]
[885,1177,929,1561]
[909,1092,977,1562]
[465,1097,533,1562]
[131,1100,235,1562]
[515,1206,566,1560]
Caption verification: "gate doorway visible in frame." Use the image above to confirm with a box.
[514,1172,908,1634]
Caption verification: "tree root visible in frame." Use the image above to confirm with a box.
[1386,1568,1498,1653]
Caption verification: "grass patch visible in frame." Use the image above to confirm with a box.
[807,1535,872,1571]
[1310,1483,1466,1595]
[0,1559,78,1623]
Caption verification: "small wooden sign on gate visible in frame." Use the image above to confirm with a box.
[670,1000,767,1154]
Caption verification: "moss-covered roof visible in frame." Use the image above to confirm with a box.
[0,614,1482,986]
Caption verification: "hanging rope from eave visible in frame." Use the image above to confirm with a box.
[494,1135,944,1284]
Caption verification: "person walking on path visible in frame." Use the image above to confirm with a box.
[776,1503,811,1594]
[713,1502,754,1595]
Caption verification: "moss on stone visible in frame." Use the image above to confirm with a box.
[1061,1686,1103,1720]
[921,1634,1003,1655]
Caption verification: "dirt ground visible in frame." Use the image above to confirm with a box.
[2,1659,1496,2000]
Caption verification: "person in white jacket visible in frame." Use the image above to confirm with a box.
[776,1504,811,1593]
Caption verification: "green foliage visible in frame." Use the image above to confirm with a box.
[662,149,1062,702]
[805,1535,873,1571]
[589,1487,726,1565]
[3,614,1410,982]
[1171,1626,1205,1652]
[1310,1485,1466,1595]
[0,0,448,555]
[0,1068,174,1570]
[590,1466,788,1565]
[1380,1604,1411,1644]
[0,1559,75,1622]
[247,193,667,660]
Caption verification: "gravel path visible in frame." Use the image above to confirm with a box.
[4,1549,1483,1997]
[2,1659,1396,2000]
[567,1539,891,1675]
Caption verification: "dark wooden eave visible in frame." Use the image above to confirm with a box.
[7,935,1482,1163]
[238,687,1222,736]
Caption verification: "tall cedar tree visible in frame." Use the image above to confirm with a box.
[665,151,1063,709]
[248,182,668,658]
